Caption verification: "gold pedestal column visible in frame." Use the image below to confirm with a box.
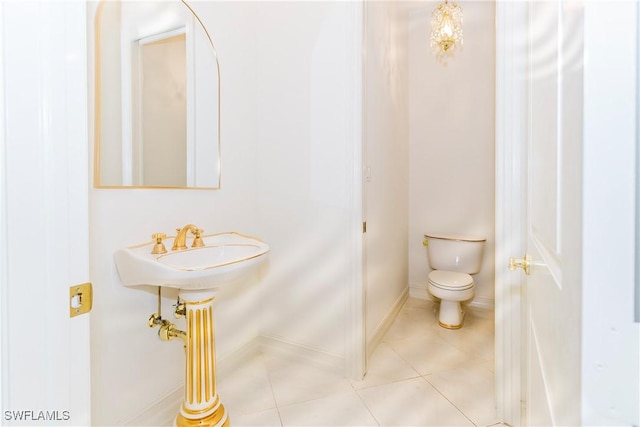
[175,291,229,427]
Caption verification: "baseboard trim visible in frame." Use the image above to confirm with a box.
[258,334,344,374]
[366,287,409,358]
[217,336,262,375]
[124,385,182,427]
[468,296,495,310]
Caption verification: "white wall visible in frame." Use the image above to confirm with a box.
[363,1,410,347]
[408,1,496,307]
[96,0,123,184]
[252,1,362,359]
[89,1,363,424]
[88,2,263,425]
[582,1,639,424]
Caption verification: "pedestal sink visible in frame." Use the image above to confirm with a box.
[115,231,269,427]
[115,231,269,290]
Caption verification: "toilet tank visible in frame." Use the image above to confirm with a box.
[424,233,486,274]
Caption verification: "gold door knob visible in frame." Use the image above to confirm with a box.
[509,254,531,275]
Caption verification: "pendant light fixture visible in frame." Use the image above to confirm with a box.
[430,0,464,65]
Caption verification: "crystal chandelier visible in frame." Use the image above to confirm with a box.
[430,0,464,65]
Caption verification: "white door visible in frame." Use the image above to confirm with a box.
[517,2,585,425]
[514,1,640,425]
[0,2,91,425]
[498,1,639,425]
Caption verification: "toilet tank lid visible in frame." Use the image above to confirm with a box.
[424,233,486,243]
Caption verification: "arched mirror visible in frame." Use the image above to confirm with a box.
[94,0,220,189]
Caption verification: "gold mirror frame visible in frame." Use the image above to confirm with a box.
[93,0,221,189]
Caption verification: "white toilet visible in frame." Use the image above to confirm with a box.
[423,233,486,329]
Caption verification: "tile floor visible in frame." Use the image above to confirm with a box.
[217,298,501,426]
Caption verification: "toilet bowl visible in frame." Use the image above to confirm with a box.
[428,270,474,328]
[423,233,486,329]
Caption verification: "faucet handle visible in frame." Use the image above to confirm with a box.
[151,233,168,254]
[192,228,205,248]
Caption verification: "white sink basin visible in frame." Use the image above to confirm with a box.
[115,232,269,290]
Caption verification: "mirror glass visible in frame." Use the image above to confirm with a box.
[94,0,220,188]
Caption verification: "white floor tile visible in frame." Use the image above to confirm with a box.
[425,363,501,426]
[349,342,420,390]
[264,354,354,407]
[398,298,439,324]
[387,333,471,375]
[217,298,499,426]
[430,308,495,363]
[228,408,282,427]
[481,359,495,373]
[217,352,277,415]
[382,302,438,344]
[357,377,474,426]
[278,391,378,426]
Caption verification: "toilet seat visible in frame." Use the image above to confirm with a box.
[428,270,474,291]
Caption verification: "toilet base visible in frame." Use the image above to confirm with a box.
[437,300,465,329]
[439,318,464,329]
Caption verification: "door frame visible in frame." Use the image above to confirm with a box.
[0,0,6,412]
[495,1,528,425]
[0,1,91,424]
[346,0,366,381]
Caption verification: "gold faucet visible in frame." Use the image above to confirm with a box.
[172,224,204,251]
[151,233,168,254]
